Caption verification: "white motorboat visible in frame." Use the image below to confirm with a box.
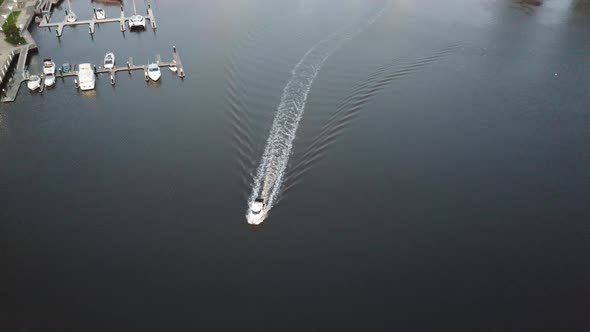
[43,59,56,87]
[65,0,76,22]
[66,12,77,22]
[77,63,96,91]
[147,63,161,81]
[103,52,115,69]
[95,8,106,20]
[246,198,267,225]
[43,59,56,75]
[128,0,145,29]
[169,60,177,73]
[128,14,145,29]
[27,75,41,91]
[45,73,55,87]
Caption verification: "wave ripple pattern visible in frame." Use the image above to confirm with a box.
[247,2,386,224]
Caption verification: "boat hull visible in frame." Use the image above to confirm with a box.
[45,76,55,87]
[148,73,161,81]
[79,81,95,91]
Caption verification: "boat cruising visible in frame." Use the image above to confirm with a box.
[77,63,95,91]
[43,59,56,87]
[95,8,106,20]
[247,198,267,225]
[27,75,41,91]
[147,63,161,81]
[103,52,115,69]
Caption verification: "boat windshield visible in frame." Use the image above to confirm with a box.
[149,67,159,72]
[44,63,53,68]
[251,202,263,214]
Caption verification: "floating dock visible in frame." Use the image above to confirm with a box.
[1,46,184,103]
[39,5,157,37]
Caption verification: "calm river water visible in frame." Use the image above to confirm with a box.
[1,0,589,330]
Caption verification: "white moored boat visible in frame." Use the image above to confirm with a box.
[103,52,115,69]
[128,15,145,29]
[95,8,106,20]
[43,59,56,87]
[169,60,177,73]
[128,0,145,29]
[247,198,267,225]
[66,12,77,22]
[147,63,161,81]
[77,63,95,91]
[27,75,41,91]
[65,0,76,22]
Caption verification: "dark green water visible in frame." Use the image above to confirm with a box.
[1,0,589,330]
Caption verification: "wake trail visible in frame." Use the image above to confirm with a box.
[247,2,387,221]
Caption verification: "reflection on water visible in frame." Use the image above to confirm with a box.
[147,79,162,88]
[79,89,97,99]
[512,0,542,15]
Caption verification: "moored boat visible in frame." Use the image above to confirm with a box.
[104,52,115,69]
[27,75,41,91]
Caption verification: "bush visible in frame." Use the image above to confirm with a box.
[2,11,26,46]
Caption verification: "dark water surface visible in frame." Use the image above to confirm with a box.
[1,0,589,330]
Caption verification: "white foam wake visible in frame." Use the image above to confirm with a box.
[247,4,386,223]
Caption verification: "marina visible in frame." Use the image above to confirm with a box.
[1,46,185,102]
[0,0,181,103]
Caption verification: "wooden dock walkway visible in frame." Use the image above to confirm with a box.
[1,45,32,103]
[39,6,157,37]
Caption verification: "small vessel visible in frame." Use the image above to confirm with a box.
[45,73,55,87]
[128,0,145,29]
[62,63,71,74]
[43,59,56,76]
[42,59,56,86]
[147,63,161,81]
[169,60,177,73]
[65,0,76,22]
[95,8,106,20]
[77,63,96,91]
[103,52,115,69]
[66,12,77,22]
[27,75,41,91]
[246,198,267,225]
[128,15,145,29]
